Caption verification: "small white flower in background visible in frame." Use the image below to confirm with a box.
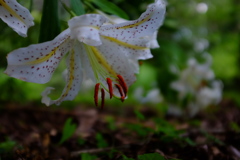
[170,53,223,116]
[194,38,209,52]
[0,0,34,37]
[171,54,214,99]
[196,81,222,109]
[5,0,166,107]
[134,87,163,104]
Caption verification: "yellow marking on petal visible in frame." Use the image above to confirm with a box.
[102,36,148,50]
[26,47,59,65]
[90,46,117,77]
[25,37,70,65]
[115,13,152,29]
[58,49,75,102]
[0,0,25,24]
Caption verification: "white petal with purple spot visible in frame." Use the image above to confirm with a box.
[5,29,72,84]
[100,0,165,41]
[68,14,108,46]
[42,44,83,106]
[0,0,34,37]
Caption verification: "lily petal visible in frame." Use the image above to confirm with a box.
[96,37,138,86]
[100,0,165,40]
[97,10,160,49]
[41,43,83,106]
[83,36,138,97]
[101,35,152,60]
[147,31,160,48]
[5,29,72,84]
[0,0,34,37]
[68,14,107,46]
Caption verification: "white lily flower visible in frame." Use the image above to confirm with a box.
[0,0,34,37]
[5,0,166,107]
[170,54,223,116]
[170,56,214,99]
[196,80,222,108]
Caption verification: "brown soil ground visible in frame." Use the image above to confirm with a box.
[0,99,240,160]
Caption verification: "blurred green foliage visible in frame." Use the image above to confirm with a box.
[90,0,129,19]
[59,118,77,144]
[81,153,98,160]
[39,0,60,43]
[0,138,16,153]
[95,133,109,148]
[138,153,166,160]
[70,0,85,16]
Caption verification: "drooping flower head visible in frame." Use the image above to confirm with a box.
[5,0,166,107]
[0,0,34,37]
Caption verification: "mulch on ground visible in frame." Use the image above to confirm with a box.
[0,99,240,160]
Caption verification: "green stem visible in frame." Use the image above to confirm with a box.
[61,1,77,17]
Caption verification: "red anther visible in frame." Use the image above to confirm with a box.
[94,83,100,107]
[101,88,105,109]
[106,78,113,99]
[120,96,125,102]
[117,75,128,96]
[139,61,143,66]
[115,84,125,100]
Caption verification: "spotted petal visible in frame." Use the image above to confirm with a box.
[68,14,107,46]
[0,0,34,37]
[101,35,152,60]
[82,36,138,99]
[5,29,72,84]
[100,0,165,41]
[41,42,83,106]
[94,37,138,86]
[148,31,159,48]
[97,10,160,49]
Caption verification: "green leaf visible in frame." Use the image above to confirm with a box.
[59,118,77,144]
[138,153,165,160]
[70,0,85,16]
[201,130,224,145]
[29,0,33,12]
[104,116,117,131]
[125,123,154,137]
[77,137,86,145]
[90,0,129,19]
[122,155,135,160]
[184,137,196,146]
[134,110,145,121]
[0,139,16,152]
[95,133,108,148]
[230,122,240,133]
[81,153,98,160]
[39,0,60,43]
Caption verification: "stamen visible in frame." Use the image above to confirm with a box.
[101,88,105,109]
[115,84,125,102]
[94,83,100,107]
[106,78,113,99]
[117,75,128,96]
